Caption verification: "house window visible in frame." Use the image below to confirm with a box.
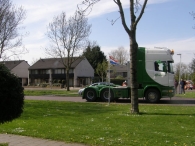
[69,69,73,73]
[54,69,60,74]
[123,72,127,77]
[54,69,65,74]
[39,70,46,74]
[31,70,38,74]
[46,70,49,74]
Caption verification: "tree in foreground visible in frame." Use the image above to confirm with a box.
[45,11,91,91]
[78,0,148,114]
[0,64,24,124]
[0,0,27,61]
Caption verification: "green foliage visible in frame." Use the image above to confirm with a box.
[175,91,195,98]
[190,54,195,72]
[0,101,195,146]
[189,55,195,83]
[62,80,65,84]
[96,60,108,81]
[0,143,8,146]
[0,64,24,124]
[92,76,101,83]
[52,79,57,83]
[174,63,188,81]
[115,75,124,79]
[40,83,50,87]
[82,45,107,74]
[192,72,195,84]
[110,78,124,85]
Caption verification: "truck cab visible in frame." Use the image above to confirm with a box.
[137,47,174,102]
[82,47,175,103]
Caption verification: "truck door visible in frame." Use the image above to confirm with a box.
[167,61,174,87]
[153,61,169,86]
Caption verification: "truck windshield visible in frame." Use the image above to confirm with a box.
[168,61,174,73]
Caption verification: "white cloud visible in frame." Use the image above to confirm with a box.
[82,0,173,18]
[14,0,179,64]
[15,0,173,24]
[101,37,195,65]
[142,37,195,64]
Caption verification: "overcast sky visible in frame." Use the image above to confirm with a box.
[12,0,195,65]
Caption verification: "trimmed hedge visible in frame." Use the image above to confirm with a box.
[0,64,24,124]
[110,79,125,85]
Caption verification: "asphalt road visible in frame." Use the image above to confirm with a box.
[25,96,195,106]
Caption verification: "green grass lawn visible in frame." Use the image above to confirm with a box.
[0,100,195,146]
[24,89,80,96]
[175,91,195,98]
[0,144,8,146]
[24,89,195,99]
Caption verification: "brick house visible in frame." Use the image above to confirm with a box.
[0,60,30,86]
[28,57,94,87]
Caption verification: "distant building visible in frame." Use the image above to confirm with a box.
[0,60,30,86]
[110,64,128,79]
[28,57,94,87]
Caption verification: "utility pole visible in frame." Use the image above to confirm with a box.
[177,54,181,94]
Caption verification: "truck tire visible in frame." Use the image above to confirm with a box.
[100,89,114,102]
[145,89,160,103]
[85,89,97,102]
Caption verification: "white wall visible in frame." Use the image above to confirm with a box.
[11,61,30,78]
[74,58,94,86]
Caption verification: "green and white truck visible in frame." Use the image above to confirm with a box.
[82,47,175,103]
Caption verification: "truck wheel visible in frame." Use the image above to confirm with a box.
[100,89,114,102]
[85,89,97,102]
[145,89,160,103]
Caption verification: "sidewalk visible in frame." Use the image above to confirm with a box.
[0,134,86,146]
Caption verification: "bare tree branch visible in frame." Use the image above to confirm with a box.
[45,10,91,90]
[77,0,100,16]
[109,46,129,65]
[190,11,195,29]
[107,16,120,26]
[0,0,27,61]
[134,0,148,28]
[114,0,130,34]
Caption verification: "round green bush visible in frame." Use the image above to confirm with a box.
[0,64,24,124]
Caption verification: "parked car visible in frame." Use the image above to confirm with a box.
[185,80,194,90]
[78,82,116,95]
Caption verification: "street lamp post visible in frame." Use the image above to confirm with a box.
[177,54,181,94]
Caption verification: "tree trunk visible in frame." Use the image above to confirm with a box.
[130,30,139,114]
[66,52,70,91]
[66,69,70,91]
